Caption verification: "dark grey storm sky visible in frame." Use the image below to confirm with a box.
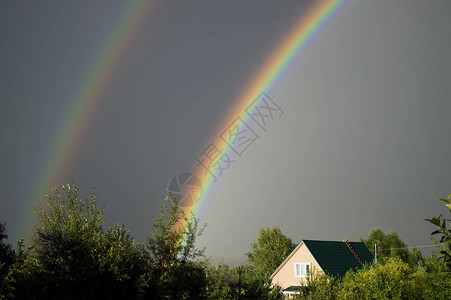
[1,0,450,262]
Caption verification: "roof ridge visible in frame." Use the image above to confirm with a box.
[302,239,364,243]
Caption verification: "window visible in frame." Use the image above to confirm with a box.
[294,263,310,277]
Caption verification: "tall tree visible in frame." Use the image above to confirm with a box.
[246,227,296,279]
[0,222,15,276]
[0,221,16,299]
[12,184,148,299]
[146,192,207,299]
[360,227,409,263]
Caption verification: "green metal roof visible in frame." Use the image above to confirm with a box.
[302,240,373,278]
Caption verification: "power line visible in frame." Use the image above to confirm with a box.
[378,243,444,251]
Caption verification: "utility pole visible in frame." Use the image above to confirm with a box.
[375,243,378,264]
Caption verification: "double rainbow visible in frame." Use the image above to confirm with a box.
[18,0,347,240]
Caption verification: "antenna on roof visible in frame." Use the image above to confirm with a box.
[343,237,365,266]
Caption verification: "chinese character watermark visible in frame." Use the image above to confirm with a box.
[168,92,284,208]
[246,92,284,131]
[220,117,259,157]
[195,141,236,183]
[167,172,203,208]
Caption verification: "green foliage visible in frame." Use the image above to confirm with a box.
[206,263,282,300]
[3,186,211,299]
[146,192,207,299]
[408,246,423,267]
[421,269,451,299]
[206,263,236,299]
[293,271,340,300]
[5,186,451,299]
[425,193,451,271]
[295,259,450,300]
[236,267,282,300]
[360,227,409,262]
[360,227,423,266]
[98,224,149,298]
[0,222,15,274]
[338,258,428,300]
[0,222,16,299]
[246,227,295,279]
[9,184,148,299]
[423,251,447,273]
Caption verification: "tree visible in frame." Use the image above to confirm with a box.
[246,227,296,280]
[146,192,207,299]
[338,258,428,299]
[293,271,340,300]
[295,258,449,299]
[235,267,282,300]
[0,221,16,299]
[0,221,15,276]
[408,246,423,267]
[11,184,148,299]
[360,227,409,263]
[206,263,282,300]
[206,263,235,299]
[425,193,451,271]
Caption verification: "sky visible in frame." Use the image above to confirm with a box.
[1,0,450,263]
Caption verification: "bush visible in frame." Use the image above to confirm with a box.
[338,258,427,300]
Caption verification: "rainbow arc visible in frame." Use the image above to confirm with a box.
[18,0,347,240]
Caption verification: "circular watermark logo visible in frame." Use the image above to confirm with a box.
[168,172,203,208]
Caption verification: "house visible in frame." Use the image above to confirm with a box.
[269,238,373,298]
